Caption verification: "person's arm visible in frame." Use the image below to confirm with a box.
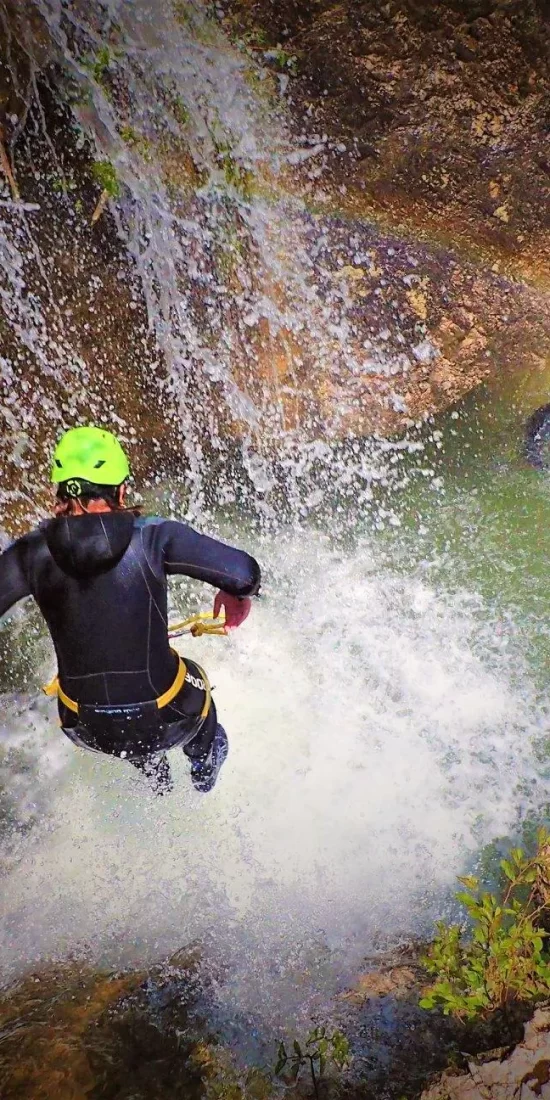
[162,520,260,628]
[0,540,32,619]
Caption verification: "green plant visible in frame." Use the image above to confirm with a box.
[119,125,138,144]
[51,174,77,194]
[206,113,254,198]
[173,0,192,26]
[420,828,550,1020]
[82,45,112,83]
[265,47,298,74]
[91,159,120,198]
[212,144,252,198]
[239,27,269,49]
[221,154,253,197]
[171,96,190,126]
[275,1027,350,1098]
[119,126,152,160]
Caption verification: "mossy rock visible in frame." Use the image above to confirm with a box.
[0,949,224,1100]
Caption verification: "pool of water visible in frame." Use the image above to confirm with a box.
[1,367,550,1041]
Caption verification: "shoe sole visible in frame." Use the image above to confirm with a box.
[191,728,228,793]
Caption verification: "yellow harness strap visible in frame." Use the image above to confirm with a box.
[155,651,188,709]
[43,650,189,716]
[43,675,79,714]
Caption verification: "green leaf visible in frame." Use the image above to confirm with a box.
[457,875,479,891]
[456,892,482,915]
[331,1034,350,1069]
[274,1042,287,1076]
[293,1040,302,1059]
[419,829,550,1024]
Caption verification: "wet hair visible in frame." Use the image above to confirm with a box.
[55,479,142,518]
[56,479,123,505]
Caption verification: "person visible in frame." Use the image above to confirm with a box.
[0,426,261,795]
[523,403,550,470]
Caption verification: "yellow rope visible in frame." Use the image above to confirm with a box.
[168,611,227,639]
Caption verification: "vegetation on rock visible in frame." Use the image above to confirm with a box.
[420,828,550,1020]
[275,1027,351,1098]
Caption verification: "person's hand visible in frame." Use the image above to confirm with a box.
[213,591,252,630]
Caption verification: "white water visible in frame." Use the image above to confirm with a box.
[0,0,546,1041]
[0,527,544,1026]
[1,0,420,517]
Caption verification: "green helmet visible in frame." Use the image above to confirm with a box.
[51,426,130,486]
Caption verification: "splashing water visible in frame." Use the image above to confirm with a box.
[0,0,547,1048]
[2,0,425,517]
[0,525,545,1029]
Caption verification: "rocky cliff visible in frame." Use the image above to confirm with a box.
[0,0,549,532]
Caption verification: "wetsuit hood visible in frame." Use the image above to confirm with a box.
[44,511,135,578]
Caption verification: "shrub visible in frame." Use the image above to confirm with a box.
[420,828,550,1020]
[275,1027,351,1098]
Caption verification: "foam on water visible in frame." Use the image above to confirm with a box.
[0,528,543,1023]
[0,1,545,1035]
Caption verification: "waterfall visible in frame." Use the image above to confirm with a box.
[0,0,546,1046]
[1,0,423,522]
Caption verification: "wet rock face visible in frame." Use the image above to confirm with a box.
[421,1007,550,1099]
[0,0,53,142]
[225,0,550,280]
[0,88,175,535]
[0,0,549,538]
[218,0,550,446]
[0,954,208,1100]
[263,212,550,438]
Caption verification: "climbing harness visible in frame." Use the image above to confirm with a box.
[168,611,227,639]
[43,648,188,716]
[42,612,223,768]
[42,612,225,714]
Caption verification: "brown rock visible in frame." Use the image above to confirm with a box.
[227,0,550,279]
[0,948,211,1100]
[421,1008,550,1100]
[454,39,477,62]
[340,965,418,1004]
[0,0,53,138]
[0,965,145,1099]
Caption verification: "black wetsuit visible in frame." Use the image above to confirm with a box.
[0,511,260,768]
